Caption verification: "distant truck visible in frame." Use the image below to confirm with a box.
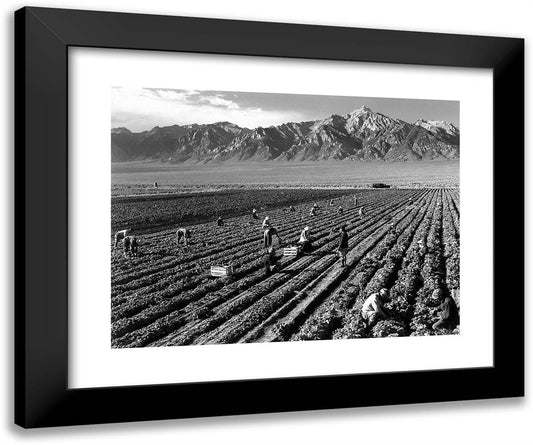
[371,183,391,189]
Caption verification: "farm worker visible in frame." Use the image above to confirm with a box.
[264,247,279,276]
[388,223,397,235]
[309,207,317,217]
[329,199,334,206]
[358,206,365,219]
[361,288,389,327]
[263,227,281,251]
[129,236,139,257]
[417,239,427,256]
[154,182,158,188]
[337,224,349,266]
[353,195,358,206]
[252,208,259,219]
[176,228,191,246]
[298,226,312,253]
[262,216,271,230]
[122,235,132,258]
[338,206,344,215]
[289,205,295,212]
[217,216,224,226]
[432,292,459,330]
[114,228,130,248]
[408,197,413,206]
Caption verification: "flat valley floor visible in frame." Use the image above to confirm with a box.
[111,161,460,347]
[112,160,459,195]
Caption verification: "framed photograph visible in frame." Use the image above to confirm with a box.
[15,6,524,428]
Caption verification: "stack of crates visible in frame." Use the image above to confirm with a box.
[283,246,301,257]
[210,265,234,278]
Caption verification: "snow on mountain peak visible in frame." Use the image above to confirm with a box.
[414,119,458,135]
[350,105,373,115]
[112,106,460,163]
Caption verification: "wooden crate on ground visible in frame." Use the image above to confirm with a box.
[210,265,233,278]
[283,246,301,256]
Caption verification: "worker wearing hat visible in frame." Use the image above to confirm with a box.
[298,225,312,253]
[361,288,390,327]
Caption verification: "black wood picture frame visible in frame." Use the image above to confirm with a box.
[14,6,524,428]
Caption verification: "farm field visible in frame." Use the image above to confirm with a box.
[112,188,358,234]
[111,187,460,347]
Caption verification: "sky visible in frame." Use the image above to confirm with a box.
[111,87,460,133]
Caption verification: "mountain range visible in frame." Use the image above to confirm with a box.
[111,105,460,163]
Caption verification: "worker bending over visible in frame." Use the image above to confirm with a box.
[127,236,139,257]
[361,288,389,327]
[264,227,282,252]
[298,226,313,253]
[114,228,130,248]
[176,228,191,246]
[432,290,459,330]
[122,235,131,258]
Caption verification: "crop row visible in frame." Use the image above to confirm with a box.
[239,190,434,343]
[110,193,398,324]
[110,188,460,346]
[160,192,422,346]
[305,190,438,340]
[111,192,373,289]
[117,191,424,347]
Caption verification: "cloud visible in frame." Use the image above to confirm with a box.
[199,95,240,110]
[111,87,305,132]
[153,89,189,101]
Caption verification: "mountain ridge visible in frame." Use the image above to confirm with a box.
[111,106,460,163]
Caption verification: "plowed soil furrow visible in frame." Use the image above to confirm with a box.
[292,190,435,341]
[109,188,459,347]
[111,195,396,325]
[112,195,407,345]
[238,191,432,343]
[166,193,425,346]
[129,194,416,348]
[111,194,379,297]
[330,191,440,339]
[112,196,382,304]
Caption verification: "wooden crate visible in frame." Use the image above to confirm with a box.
[283,246,301,256]
[210,265,233,277]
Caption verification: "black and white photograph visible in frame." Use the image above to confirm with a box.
[111,88,460,347]
[10,0,527,437]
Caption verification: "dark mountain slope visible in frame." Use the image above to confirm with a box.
[111,106,459,163]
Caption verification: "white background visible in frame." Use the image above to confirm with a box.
[2,0,531,443]
[70,49,493,388]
